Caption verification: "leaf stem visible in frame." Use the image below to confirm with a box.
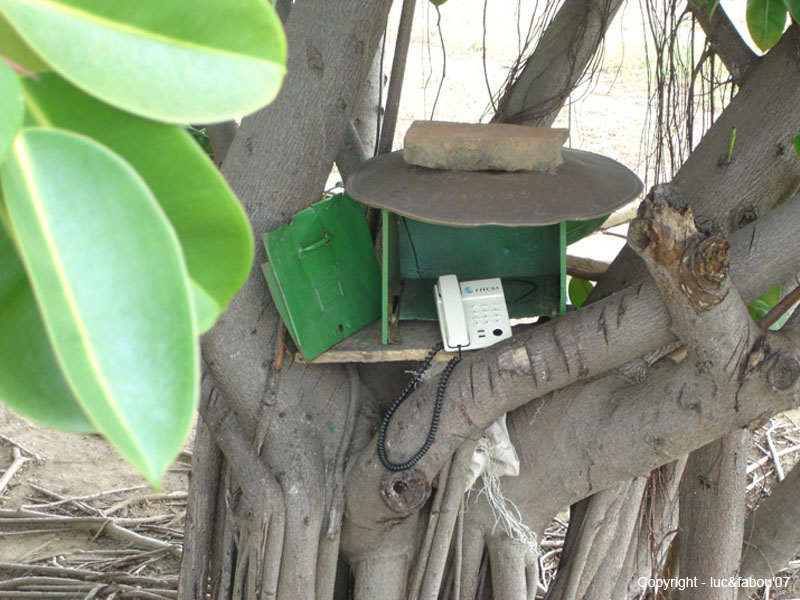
[726,125,736,163]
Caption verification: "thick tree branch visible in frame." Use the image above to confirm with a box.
[628,184,762,384]
[629,186,757,599]
[502,307,800,525]
[687,0,758,85]
[336,48,381,182]
[492,0,624,126]
[592,28,800,298]
[335,120,370,182]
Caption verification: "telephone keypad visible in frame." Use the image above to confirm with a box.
[436,276,511,352]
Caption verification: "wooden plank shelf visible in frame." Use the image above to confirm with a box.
[301,319,536,363]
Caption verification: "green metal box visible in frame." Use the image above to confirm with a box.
[261,194,381,361]
[344,149,643,346]
[381,211,566,344]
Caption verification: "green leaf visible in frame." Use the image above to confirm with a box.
[707,0,721,19]
[22,73,254,332]
[1,128,198,485]
[0,220,94,432]
[759,284,781,307]
[784,0,800,22]
[0,0,287,124]
[186,126,213,158]
[566,215,608,246]
[0,13,49,73]
[568,277,594,309]
[191,283,220,334]
[747,284,781,322]
[746,0,787,51]
[747,299,772,322]
[0,58,24,162]
[793,133,800,156]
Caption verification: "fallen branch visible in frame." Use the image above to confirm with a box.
[764,426,785,481]
[0,562,177,587]
[0,433,41,461]
[23,485,148,511]
[746,443,800,475]
[0,512,181,557]
[0,448,27,496]
[105,492,187,517]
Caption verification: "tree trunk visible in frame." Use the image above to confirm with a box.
[676,432,748,600]
[179,1,391,598]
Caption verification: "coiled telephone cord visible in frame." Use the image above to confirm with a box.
[377,342,461,471]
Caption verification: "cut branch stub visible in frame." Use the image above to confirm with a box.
[628,184,698,267]
[380,468,431,514]
[678,236,731,310]
[629,184,731,312]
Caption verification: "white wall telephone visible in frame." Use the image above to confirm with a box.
[434,274,512,352]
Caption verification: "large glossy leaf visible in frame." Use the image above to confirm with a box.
[784,0,800,22]
[0,13,49,72]
[22,73,254,331]
[0,59,24,162]
[746,0,787,51]
[0,220,94,431]
[0,0,287,124]
[1,128,198,485]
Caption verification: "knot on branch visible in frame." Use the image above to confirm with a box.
[380,468,431,515]
[678,236,731,310]
[766,352,800,392]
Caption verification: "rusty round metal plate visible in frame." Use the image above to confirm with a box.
[346,149,643,226]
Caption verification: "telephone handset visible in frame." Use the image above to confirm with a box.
[378,275,512,472]
[434,274,512,352]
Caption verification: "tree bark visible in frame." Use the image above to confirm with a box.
[545,479,646,600]
[738,460,800,598]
